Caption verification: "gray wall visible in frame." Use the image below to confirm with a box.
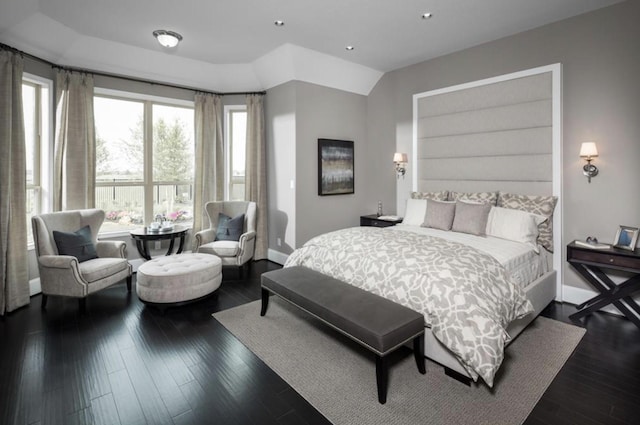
[294,82,367,246]
[265,81,368,259]
[366,0,640,293]
[265,82,297,257]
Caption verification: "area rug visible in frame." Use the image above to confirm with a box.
[213,298,585,425]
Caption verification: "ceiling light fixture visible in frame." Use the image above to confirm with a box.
[274,20,285,26]
[346,46,355,51]
[421,12,433,19]
[152,30,182,48]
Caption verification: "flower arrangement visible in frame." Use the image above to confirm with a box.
[166,210,190,222]
[105,210,143,225]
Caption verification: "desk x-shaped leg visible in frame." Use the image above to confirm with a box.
[569,262,640,329]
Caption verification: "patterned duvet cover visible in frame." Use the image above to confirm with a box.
[284,226,534,386]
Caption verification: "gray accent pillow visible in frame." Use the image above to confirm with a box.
[497,192,558,252]
[452,201,492,236]
[53,225,98,262]
[216,212,245,241]
[422,200,456,231]
[411,190,449,201]
[449,191,498,206]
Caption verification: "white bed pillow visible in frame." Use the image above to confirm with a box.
[400,198,427,226]
[486,206,547,252]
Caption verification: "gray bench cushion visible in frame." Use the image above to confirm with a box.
[261,266,424,354]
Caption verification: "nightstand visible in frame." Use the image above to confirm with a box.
[360,214,403,228]
[567,241,640,329]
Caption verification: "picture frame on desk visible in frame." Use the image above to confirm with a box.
[613,225,639,251]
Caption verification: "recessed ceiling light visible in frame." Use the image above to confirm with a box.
[345,46,355,51]
[421,12,433,19]
[153,29,182,48]
[274,20,285,26]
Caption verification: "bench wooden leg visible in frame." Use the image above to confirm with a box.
[260,288,269,316]
[375,355,388,404]
[413,334,426,374]
[445,367,472,386]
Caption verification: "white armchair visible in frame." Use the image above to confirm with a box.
[32,209,132,312]
[194,201,257,277]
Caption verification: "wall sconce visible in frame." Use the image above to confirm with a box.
[579,142,599,183]
[393,152,408,179]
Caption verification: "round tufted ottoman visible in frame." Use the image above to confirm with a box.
[136,253,222,305]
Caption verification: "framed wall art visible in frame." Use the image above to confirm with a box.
[318,138,354,196]
[613,225,639,251]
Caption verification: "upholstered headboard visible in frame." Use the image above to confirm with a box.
[411,64,562,298]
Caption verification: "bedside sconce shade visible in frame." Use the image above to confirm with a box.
[393,152,408,179]
[579,142,598,159]
[393,153,408,163]
[579,142,599,183]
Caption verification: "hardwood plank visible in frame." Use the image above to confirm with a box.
[42,388,65,425]
[66,407,95,425]
[119,347,175,425]
[107,369,146,425]
[90,393,122,425]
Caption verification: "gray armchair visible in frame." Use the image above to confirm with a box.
[32,209,132,311]
[194,201,257,276]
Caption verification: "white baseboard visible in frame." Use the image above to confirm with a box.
[29,278,41,296]
[129,258,145,273]
[268,249,289,266]
[562,284,625,316]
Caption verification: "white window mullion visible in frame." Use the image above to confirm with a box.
[143,100,154,225]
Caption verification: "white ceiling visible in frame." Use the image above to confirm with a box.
[0,0,623,94]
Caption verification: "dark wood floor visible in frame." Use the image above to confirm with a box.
[1,260,639,425]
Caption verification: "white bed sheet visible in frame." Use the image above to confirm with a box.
[391,225,548,289]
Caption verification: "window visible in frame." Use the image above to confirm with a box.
[225,106,247,201]
[23,75,52,245]
[94,91,194,233]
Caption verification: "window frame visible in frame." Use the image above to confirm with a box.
[94,88,195,236]
[224,104,247,201]
[23,73,53,248]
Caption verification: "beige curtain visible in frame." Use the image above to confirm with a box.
[0,50,29,314]
[245,94,268,260]
[192,93,223,240]
[53,70,95,211]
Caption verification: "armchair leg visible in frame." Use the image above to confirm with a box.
[78,298,86,314]
[41,294,48,309]
[126,275,132,292]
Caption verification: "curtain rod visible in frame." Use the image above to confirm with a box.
[0,42,265,97]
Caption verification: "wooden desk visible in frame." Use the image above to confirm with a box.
[567,241,640,328]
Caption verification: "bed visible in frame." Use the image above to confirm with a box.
[286,64,563,386]
[285,191,558,386]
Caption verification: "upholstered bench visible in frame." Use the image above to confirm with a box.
[260,266,425,404]
[136,253,222,309]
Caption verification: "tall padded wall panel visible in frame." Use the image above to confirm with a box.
[415,72,553,196]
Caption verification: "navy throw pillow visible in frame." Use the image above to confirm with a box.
[215,213,245,241]
[53,225,98,263]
